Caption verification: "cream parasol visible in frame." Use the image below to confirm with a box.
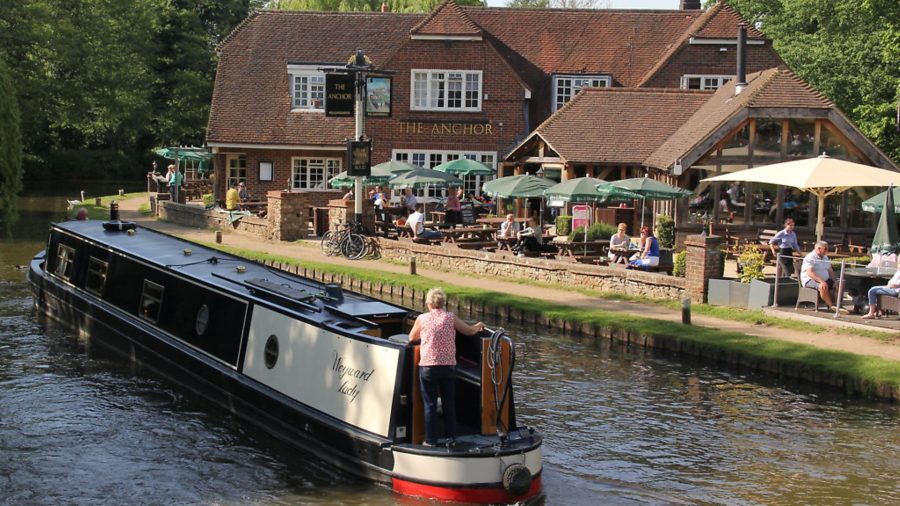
[703,155,900,241]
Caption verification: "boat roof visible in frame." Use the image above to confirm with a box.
[52,220,411,325]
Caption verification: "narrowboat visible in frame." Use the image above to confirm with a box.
[27,218,543,504]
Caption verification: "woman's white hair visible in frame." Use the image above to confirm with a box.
[425,287,446,308]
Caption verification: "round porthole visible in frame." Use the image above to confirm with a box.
[195,304,210,336]
[264,334,279,369]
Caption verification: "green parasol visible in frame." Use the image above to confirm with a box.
[861,187,900,214]
[600,176,693,227]
[388,168,463,190]
[871,184,900,254]
[329,164,398,189]
[153,146,212,175]
[543,177,616,203]
[434,158,496,176]
[482,175,556,198]
[371,160,421,175]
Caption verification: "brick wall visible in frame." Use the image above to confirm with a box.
[684,234,723,303]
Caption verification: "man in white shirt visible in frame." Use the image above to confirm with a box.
[406,209,442,240]
[800,241,837,309]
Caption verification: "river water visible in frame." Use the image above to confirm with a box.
[1,188,898,505]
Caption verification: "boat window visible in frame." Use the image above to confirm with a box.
[55,244,76,281]
[264,334,279,369]
[195,304,209,336]
[85,257,109,295]
[139,280,164,324]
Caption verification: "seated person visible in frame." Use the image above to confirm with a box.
[238,182,249,201]
[800,241,838,310]
[406,208,442,241]
[608,222,630,263]
[862,265,900,319]
[512,218,541,254]
[627,226,659,269]
[497,214,520,248]
[225,182,239,211]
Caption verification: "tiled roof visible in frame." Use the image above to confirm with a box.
[530,88,712,165]
[467,8,705,89]
[644,67,834,169]
[207,10,424,146]
[411,0,482,37]
[635,1,765,87]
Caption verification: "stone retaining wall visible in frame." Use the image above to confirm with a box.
[260,259,896,402]
[377,239,686,300]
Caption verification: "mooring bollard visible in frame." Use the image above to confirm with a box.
[681,297,691,325]
[95,197,101,206]
[215,231,222,244]
[410,255,417,275]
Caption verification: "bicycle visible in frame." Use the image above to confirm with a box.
[321,221,370,260]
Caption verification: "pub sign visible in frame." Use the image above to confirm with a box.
[347,139,372,176]
[325,73,354,117]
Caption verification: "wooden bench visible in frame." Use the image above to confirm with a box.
[454,241,496,250]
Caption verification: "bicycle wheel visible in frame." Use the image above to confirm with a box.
[321,231,340,256]
[341,233,367,259]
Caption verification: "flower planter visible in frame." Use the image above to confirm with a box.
[748,277,799,308]
[707,278,732,306]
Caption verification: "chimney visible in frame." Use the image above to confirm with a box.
[680,0,701,9]
[381,1,389,12]
[735,22,748,94]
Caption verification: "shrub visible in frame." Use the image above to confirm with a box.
[567,222,617,242]
[737,246,766,283]
[656,214,675,248]
[672,250,687,277]
[556,215,572,236]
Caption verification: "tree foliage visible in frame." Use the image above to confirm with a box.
[0,58,23,233]
[725,0,900,162]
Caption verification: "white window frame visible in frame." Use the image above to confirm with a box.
[552,74,611,111]
[288,65,326,112]
[392,150,495,199]
[410,70,482,112]
[290,157,342,190]
[226,154,246,188]
[680,74,732,90]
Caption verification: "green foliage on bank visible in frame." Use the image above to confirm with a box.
[0,59,23,236]
[200,242,900,397]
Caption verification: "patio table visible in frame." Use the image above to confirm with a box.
[835,266,895,316]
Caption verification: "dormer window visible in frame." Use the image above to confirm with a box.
[411,70,482,112]
[681,75,732,90]
[288,65,326,112]
[553,75,611,111]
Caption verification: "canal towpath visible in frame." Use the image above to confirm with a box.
[116,198,899,363]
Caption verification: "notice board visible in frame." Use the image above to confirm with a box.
[460,201,476,225]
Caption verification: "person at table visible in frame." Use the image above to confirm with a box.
[444,189,461,226]
[342,189,354,201]
[768,218,801,277]
[225,182,240,211]
[407,207,442,241]
[512,218,541,255]
[238,182,249,201]
[497,213,520,248]
[408,287,485,446]
[403,189,417,216]
[867,247,898,268]
[627,226,659,270]
[800,240,839,310]
[608,222,630,264]
[862,265,900,319]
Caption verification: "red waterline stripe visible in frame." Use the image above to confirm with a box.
[392,475,542,504]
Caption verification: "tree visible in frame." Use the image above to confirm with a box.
[725,0,900,162]
[0,58,23,234]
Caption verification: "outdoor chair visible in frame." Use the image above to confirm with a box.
[877,294,900,318]
[794,259,834,311]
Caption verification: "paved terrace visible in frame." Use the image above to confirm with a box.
[118,198,899,364]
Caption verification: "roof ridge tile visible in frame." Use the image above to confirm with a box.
[411,0,482,37]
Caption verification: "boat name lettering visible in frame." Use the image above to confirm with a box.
[332,350,375,403]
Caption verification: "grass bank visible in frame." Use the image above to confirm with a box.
[205,241,900,400]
